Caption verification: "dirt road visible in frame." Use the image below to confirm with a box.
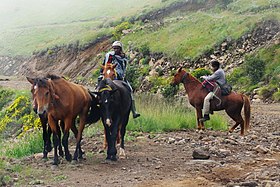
[1,80,280,186]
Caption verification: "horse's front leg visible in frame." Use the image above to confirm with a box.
[48,117,60,165]
[195,108,204,130]
[40,116,50,159]
[104,118,119,161]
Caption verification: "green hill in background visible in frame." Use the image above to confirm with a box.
[0,0,176,56]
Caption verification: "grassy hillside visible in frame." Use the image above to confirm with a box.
[0,0,178,56]
[122,0,280,60]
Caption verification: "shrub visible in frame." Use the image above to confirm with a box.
[126,64,142,90]
[272,90,280,102]
[162,84,179,98]
[139,43,150,57]
[244,56,265,84]
[112,21,131,40]
[191,68,211,81]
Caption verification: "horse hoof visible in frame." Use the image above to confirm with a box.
[46,146,52,152]
[66,154,72,162]
[111,155,117,161]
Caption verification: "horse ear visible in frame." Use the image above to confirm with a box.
[26,77,35,84]
[178,67,183,72]
[100,64,105,69]
[113,63,117,68]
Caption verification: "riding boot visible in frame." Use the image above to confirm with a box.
[131,100,140,119]
[200,114,210,122]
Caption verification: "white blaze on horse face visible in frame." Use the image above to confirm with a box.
[106,69,111,75]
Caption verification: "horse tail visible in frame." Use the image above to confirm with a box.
[87,91,101,124]
[242,94,251,132]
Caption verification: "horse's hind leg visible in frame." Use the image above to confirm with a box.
[62,119,72,161]
[119,114,129,159]
[226,110,244,136]
[57,121,64,157]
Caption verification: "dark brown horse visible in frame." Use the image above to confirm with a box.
[28,75,100,165]
[171,67,250,136]
[95,78,131,161]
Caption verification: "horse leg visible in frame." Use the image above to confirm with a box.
[225,109,244,136]
[120,114,129,159]
[57,121,64,157]
[110,120,119,161]
[73,115,86,161]
[60,118,73,161]
[48,117,60,165]
[195,108,204,130]
[103,128,108,150]
[40,116,50,159]
[70,120,84,158]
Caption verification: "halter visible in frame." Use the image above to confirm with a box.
[99,85,113,92]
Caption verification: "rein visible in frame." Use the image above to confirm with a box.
[99,85,113,92]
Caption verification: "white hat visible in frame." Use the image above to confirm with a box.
[112,41,123,48]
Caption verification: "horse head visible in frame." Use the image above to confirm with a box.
[95,79,118,127]
[27,77,59,116]
[102,63,117,80]
[171,67,188,86]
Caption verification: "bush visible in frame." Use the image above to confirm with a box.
[162,84,179,98]
[0,89,15,110]
[139,43,150,56]
[112,21,131,40]
[126,64,142,90]
[191,68,211,81]
[244,56,265,84]
[272,90,280,102]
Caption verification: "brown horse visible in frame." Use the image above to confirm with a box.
[27,76,79,159]
[102,63,117,80]
[28,75,100,165]
[171,67,250,136]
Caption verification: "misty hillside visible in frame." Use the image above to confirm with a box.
[0,0,279,101]
[0,0,175,56]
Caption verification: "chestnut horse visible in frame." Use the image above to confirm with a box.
[171,67,250,136]
[28,75,100,165]
[95,78,131,161]
[27,76,79,159]
[102,63,117,80]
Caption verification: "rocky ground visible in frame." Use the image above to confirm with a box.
[2,103,277,187]
[1,79,279,187]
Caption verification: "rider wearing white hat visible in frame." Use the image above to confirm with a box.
[98,41,140,118]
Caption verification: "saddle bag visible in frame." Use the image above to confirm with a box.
[220,82,232,96]
[202,80,215,92]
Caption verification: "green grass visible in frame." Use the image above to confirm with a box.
[123,6,280,60]
[127,94,228,132]
[0,0,176,56]
[0,130,43,158]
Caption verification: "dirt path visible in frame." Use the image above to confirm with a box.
[1,80,280,186]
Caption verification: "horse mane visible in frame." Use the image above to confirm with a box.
[46,74,62,80]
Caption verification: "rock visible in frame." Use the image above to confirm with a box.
[254,145,269,154]
[192,149,210,159]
